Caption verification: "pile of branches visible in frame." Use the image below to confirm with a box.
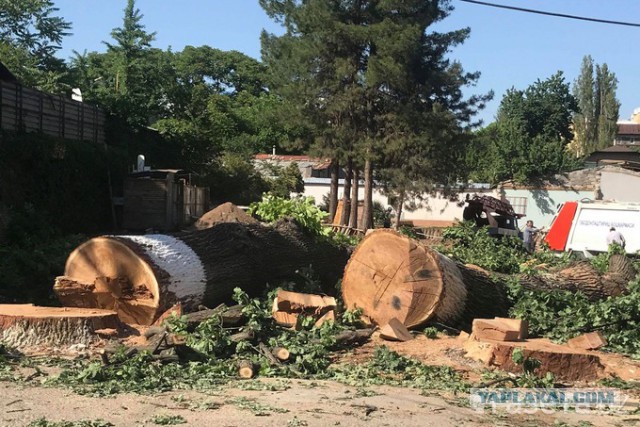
[101,288,373,380]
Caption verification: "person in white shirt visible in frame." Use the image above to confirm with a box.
[606,227,625,248]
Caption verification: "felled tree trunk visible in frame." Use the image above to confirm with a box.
[519,255,636,300]
[341,230,635,330]
[54,219,351,325]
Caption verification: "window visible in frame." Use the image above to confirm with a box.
[507,196,528,216]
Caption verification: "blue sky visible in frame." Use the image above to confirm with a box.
[54,0,640,125]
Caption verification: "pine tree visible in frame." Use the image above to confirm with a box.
[261,0,488,230]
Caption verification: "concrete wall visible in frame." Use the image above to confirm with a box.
[300,178,495,226]
[600,169,640,202]
[500,188,594,229]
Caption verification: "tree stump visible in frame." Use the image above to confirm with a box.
[0,304,120,348]
[54,220,351,325]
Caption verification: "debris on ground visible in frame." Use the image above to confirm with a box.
[471,318,523,342]
[272,289,336,329]
[379,318,413,342]
[567,331,608,351]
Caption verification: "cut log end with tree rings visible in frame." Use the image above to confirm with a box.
[272,347,290,361]
[341,230,467,328]
[237,360,256,379]
[54,235,207,325]
[0,304,121,349]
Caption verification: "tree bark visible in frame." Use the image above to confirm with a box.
[349,167,360,229]
[328,159,339,223]
[342,230,633,331]
[340,158,353,226]
[54,219,351,325]
[361,158,374,231]
[394,192,404,230]
[0,304,121,348]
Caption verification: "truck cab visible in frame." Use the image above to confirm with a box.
[463,195,523,239]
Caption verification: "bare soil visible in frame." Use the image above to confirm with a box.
[1,378,637,427]
[3,332,640,426]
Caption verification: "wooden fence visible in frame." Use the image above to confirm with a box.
[123,174,209,231]
[0,80,106,144]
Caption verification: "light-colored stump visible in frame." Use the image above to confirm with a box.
[0,304,120,348]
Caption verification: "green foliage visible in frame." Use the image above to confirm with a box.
[150,414,186,425]
[439,221,528,274]
[440,221,571,275]
[249,194,327,236]
[331,346,467,393]
[258,162,305,199]
[27,419,113,427]
[47,287,365,396]
[0,231,85,304]
[468,72,579,184]
[0,0,72,92]
[508,278,640,358]
[511,348,555,388]
[423,327,439,339]
[399,225,419,240]
[590,243,625,274]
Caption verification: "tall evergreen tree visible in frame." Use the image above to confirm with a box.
[571,55,620,155]
[596,63,620,150]
[572,55,596,157]
[261,0,488,230]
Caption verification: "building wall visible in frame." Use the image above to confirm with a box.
[300,178,495,227]
[500,188,594,228]
[600,169,640,202]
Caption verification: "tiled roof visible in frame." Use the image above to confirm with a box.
[617,123,640,136]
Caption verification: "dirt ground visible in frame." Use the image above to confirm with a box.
[2,378,638,427]
[2,333,640,426]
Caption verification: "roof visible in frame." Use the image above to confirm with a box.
[617,123,640,136]
[254,154,317,162]
[597,145,637,153]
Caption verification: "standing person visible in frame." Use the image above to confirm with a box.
[606,227,626,248]
[523,220,543,253]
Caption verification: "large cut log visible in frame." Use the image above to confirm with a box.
[54,219,351,325]
[0,304,121,348]
[342,230,634,330]
[342,230,480,329]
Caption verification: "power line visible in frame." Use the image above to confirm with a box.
[459,0,640,28]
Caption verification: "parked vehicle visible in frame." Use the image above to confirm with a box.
[544,199,640,255]
[462,195,523,239]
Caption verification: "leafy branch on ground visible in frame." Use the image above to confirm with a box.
[330,346,468,393]
[248,193,360,246]
[27,419,114,427]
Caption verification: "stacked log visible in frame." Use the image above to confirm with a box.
[54,219,351,325]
